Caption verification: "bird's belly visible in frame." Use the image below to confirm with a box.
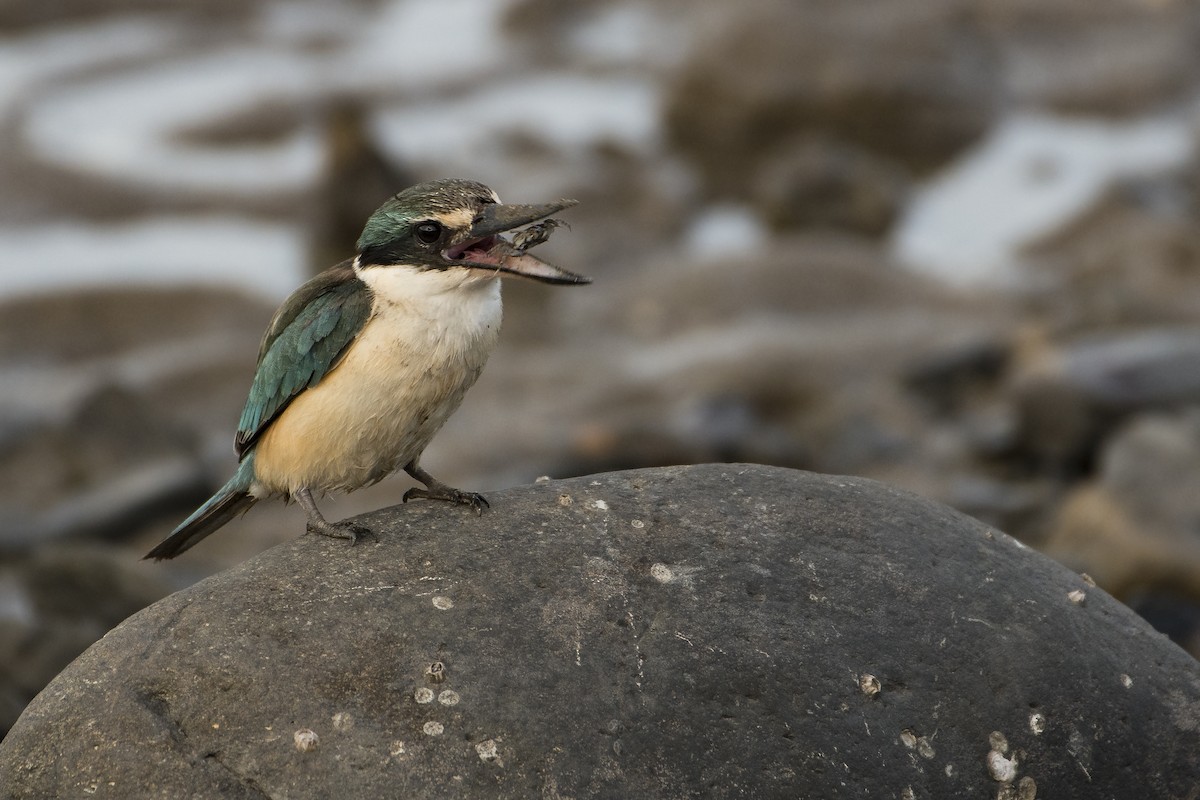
[252,289,500,496]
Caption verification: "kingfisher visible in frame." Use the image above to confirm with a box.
[145,178,588,560]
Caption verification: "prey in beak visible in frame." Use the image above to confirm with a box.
[443,199,591,285]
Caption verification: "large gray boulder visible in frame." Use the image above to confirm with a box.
[1,465,1198,798]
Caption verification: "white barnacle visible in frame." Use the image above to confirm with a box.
[987,749,1018,782]
[293,728,319,752]
[476,738,502,763]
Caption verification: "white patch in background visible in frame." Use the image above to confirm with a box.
[339,0,509,90]
[683,204,769,260]
[567,3,688,68]
[15,0,514,198]
[0,17,180,119]
[1,0,675,297]
[372,75,661,165]
[23,48,324,195]
[891,111,1196,287]
[0,217,303,300]
[14,0,664,202]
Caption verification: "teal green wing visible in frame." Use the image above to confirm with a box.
[234,262,373,458]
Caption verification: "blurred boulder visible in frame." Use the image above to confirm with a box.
[1022,186,1200,332]
[594,233,976,334]
[752,137,911,236]
[664,0,996,200]
[978,0,1200,115]
[0,286,278,730]
[1007,326,1200,475]
[0,286,267,367]
[902,332,1012,415]
[1044,410,1200,627]
[1099,408,1200,536]
[0,545,173,740]
[2,465,1198,797]
[0,386,209,553]
[0,287,272,550]
[549,235,1014,483]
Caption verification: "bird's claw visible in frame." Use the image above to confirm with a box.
[306,520,372,545]
[403,485,489,515]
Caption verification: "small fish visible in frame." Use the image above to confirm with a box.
[510,218,570,253]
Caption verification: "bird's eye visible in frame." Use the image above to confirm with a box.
[415,221,442,244]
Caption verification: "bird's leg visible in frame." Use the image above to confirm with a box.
[294,486,370,543]
[402,462,489,515]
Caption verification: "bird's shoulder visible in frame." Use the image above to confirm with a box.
[234,260,374,458]
[257,259,371,362]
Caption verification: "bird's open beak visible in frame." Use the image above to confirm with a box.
[442,199,591,285]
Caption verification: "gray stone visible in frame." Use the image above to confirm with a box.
[1057,329,1200,410]
[0,288,270,553]
[752,138,911,236]
[663,0,996,199]
[0,456,210,553]
[0,545,175,740]
[1043,409,1200,628]
[1,465,1198,798]
[983,0,1200,115]
[1021,191,1200,331]
[1009,328,1200,473]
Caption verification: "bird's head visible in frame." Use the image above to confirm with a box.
[355,178,589,285]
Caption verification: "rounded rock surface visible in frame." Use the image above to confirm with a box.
[1,465,1198,798]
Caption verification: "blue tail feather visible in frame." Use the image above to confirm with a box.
[144,455,258,560]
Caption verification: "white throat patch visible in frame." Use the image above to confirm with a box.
[354,257,501,309]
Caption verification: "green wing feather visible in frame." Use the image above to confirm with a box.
[234,261,373,458]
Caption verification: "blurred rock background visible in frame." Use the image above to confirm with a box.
[2,0,1200,739]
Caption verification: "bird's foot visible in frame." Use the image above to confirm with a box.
[403,482,489,515]
[305,518,372,544]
